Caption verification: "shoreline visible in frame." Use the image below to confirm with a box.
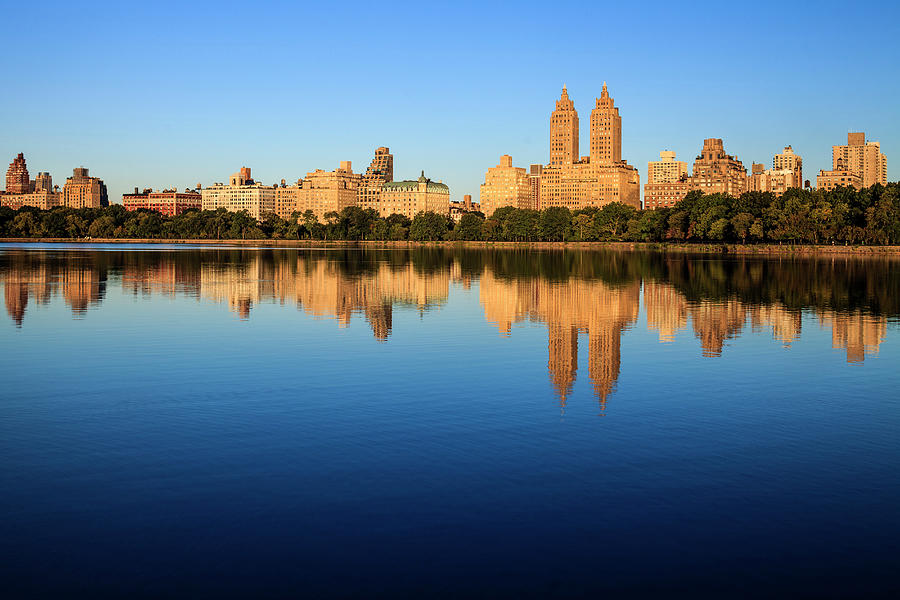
[3,238,900,255]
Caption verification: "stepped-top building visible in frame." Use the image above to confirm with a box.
[6,153,31,194]
[358,147,394,213]
[0,153,63,210]
[62,167,108,209]
[691,138,747,197]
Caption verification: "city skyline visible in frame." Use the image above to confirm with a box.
[2,1,898,206]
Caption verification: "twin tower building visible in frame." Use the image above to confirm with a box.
[481,83,640,217]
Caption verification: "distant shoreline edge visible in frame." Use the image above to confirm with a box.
[3,238,900,256]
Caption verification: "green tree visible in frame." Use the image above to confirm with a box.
[409,211,451,241]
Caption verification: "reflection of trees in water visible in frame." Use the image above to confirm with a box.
[1,247,896,406]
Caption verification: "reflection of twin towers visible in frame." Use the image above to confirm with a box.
[479,271,637,408]
[2,253,889,408]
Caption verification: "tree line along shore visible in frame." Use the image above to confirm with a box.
[1,183,899,246]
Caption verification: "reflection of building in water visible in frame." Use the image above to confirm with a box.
[200,258,276,319]
[820,312,886,363]
[1,255,104,324]
[750,305,802,347]
[61,265,105,315]
[480,270,640,408]
[643,279,886,362]
[644,280,688,342]
[690,300,748,358]
[271,256,449,340]
[121,259,201,299]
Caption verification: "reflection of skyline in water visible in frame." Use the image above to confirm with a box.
[1,248,894,407]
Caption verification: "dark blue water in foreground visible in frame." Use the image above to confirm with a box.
[2,244,899,598]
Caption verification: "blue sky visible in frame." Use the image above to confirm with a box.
[2,0,898,204]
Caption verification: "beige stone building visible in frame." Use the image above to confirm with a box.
[538,84,641,210]
[748,146,803,196]
[62,167,109,208]
[816,158,862,191]
[644,150,689,209]
[550,85,579,167]
[200,167,275,219]
[690,138,747,197]
[479,155,532,216]
[1,190,62,210]
[831,132,887,188]
[379,171,449,219]
[298,161,360,221]
[773,145,803,186]
[747,163,802,196]
[643,139,749,209]
[528,164,542,209]
[1,156,63,210]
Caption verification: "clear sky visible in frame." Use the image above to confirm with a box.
[2,0,898,204]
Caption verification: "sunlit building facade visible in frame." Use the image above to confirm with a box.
[62,167,109,208]
[200,167,275,219]
[379,171,449,219]
[479,155,532,216]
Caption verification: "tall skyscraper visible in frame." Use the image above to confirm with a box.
[538,85,641,210]
[5,153,31,194]
[589,82,621,165]
[549,85,579,167]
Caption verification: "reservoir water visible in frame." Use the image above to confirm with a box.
[1,244,899,598]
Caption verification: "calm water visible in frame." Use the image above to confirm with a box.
[2,244,899,598]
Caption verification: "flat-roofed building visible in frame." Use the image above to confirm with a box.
[817,158,862,191]
[748,163,802,196]
[528,164,542,210]
[123,188,202,216]
[644,150,689,209]
[297,161,360,221]
[274,181,302,220]
[773,145,803,187]
[200,167,275,219]
[0,189,61,210]
[832,132,887,188]
[480,155,532,217]
[380,171,449,219]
